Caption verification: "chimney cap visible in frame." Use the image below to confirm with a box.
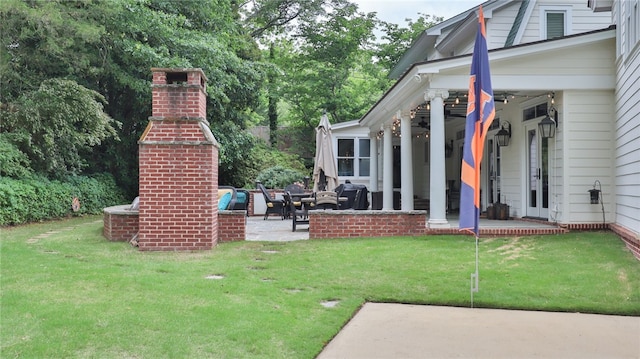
[151,68,208,83]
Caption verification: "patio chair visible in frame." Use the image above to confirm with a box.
[285,183,305,194]
[315,191,338,210]
[285,191,309,232]
[283,189,304,219]
[232,188,251,216]
[258,183,285,220]
[218,186,238,210]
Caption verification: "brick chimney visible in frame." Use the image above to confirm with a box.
[138,68,219,251]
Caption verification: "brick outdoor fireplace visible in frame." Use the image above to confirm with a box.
[137,68,219,250]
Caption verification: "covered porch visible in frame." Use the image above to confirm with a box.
[358,28,615,229]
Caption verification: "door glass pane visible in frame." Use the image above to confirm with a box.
[541,136,549,209]
[528,130,538,208]
[488,139,494,204]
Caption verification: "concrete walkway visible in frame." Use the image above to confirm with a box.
[317,303,640,359]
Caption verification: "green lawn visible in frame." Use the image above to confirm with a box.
[2,215,639,358]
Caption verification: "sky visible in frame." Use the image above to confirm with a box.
[352,0,485,26]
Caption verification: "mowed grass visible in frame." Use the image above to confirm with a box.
[2,215,639,358]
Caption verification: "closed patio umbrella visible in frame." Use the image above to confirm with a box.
[313,113,338,192]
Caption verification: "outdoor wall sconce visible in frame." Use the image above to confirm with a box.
[445,140,454,158]
[495,121,511,147]
[538,105,558,139]
[589,180,602,204]
[589,179,606,225]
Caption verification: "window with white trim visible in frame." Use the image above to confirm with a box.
[540,6,571,40]
[337,137,370,177]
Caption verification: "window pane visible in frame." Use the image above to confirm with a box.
[338,139,354,157]
[359,139,370,157]
[359,159,370,176]
[547,12,564,39]
[338,159,354,176]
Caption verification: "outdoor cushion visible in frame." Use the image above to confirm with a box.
[218,192,232,210]
[236,191,247,204]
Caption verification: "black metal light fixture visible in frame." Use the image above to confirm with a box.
[444,140,454,158]
[495,121,511,147]
[589,180,602,205]
[538,115,557,139]
[589,180,606,225]
[539,104,558,139]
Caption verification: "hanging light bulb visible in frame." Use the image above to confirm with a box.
[503,97,508,104]
[455,96,460,104]
[426,102,430,110]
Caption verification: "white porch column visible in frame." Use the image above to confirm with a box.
[382,124,394,210]
[399,111,414,210]
[426,89,450,227]
[369,131,379,192]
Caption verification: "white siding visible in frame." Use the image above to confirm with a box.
[519,0,612,44]
[485,2,521,49]
[562,90,615,224]
[614,1,640,235]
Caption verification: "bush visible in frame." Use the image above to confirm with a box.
[0,174,127,226]
[255,165,308,189]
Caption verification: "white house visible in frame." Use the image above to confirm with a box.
[332,0,639,246]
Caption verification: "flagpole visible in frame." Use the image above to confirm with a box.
[460,5,493,308]
[471,235,479,307]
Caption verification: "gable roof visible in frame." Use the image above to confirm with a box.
[389,0,508,79]
[504,0,531,47]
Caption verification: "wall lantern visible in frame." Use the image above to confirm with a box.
[589,179,606,225]
[495,121,511,147]
[538,105,558,139]
[588,180,602,205]
[445,139,454,158]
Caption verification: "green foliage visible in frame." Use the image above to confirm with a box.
[1,79,120,178]
[214,121,259,188]
[0,133,32,178]
[375,13,444,71]
[1,0,267,198]
[0,174,126,226]
[256,165,308,189]
[269,5,382,128]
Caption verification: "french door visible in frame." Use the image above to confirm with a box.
[486,138,501,205]
[524,121,549,218]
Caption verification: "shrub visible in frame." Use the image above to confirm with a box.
[0,174,126,226]
[255,165,307,189]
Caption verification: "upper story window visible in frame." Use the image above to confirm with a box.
[540,6,572,40]
[337,137,370,177]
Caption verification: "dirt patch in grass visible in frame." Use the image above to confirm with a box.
[487,237,535,263]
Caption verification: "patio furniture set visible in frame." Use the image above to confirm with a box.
[258,182,354,232]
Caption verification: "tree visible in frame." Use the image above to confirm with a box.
[1,0,268,196]
[1,79,120,178]
[375,13,444,71]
